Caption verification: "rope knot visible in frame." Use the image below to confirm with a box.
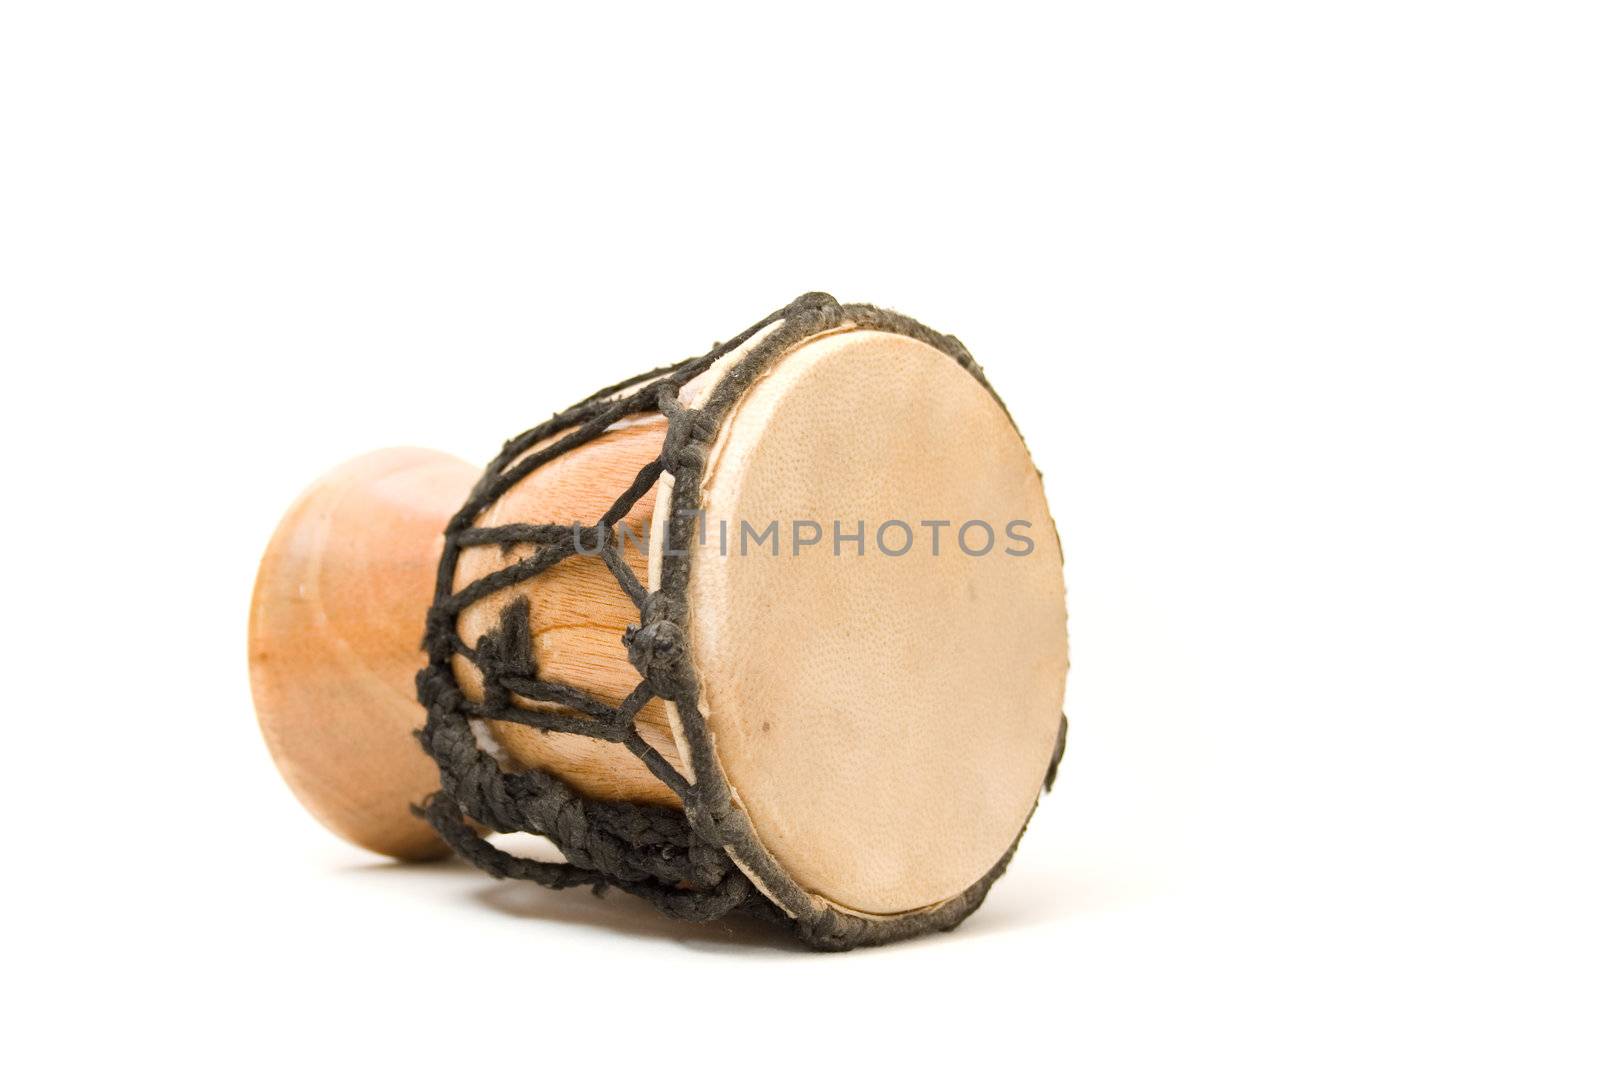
[623,614,690,695]
[660,402,716,471]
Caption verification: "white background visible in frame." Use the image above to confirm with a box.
[2,2,1595,1063]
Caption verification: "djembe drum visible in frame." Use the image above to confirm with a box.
[250,293,1069,950]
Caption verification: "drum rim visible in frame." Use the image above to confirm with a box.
[415,293,1068,949]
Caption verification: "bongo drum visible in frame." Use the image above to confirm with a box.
[250,293,1069,949]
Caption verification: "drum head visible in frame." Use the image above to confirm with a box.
[650,323,1068,917]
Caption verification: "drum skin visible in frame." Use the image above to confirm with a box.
[666,329,1067,915]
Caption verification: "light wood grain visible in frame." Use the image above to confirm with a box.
[452,414,684,806]
[249,448,476,859]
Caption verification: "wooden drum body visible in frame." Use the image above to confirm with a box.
[250,294,1069,949]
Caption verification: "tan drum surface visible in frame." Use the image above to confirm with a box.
[662,329,1068,915]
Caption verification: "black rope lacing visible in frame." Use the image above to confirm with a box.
[414,293,1067,949]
